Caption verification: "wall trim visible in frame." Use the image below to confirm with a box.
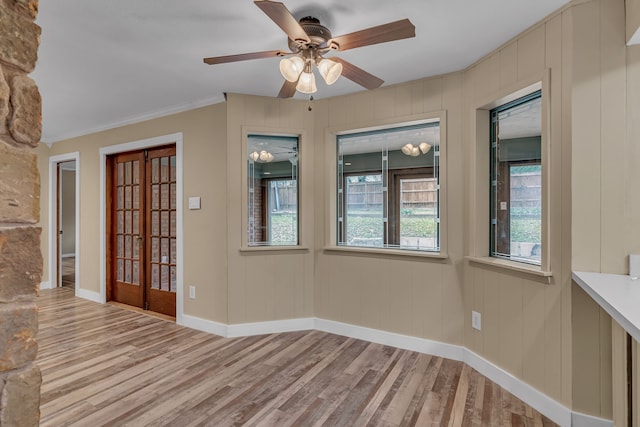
[227,318,314,338]
[40,281,52,290]
[181,314,228,338]
[314,318,465,362]
[570,412,614,427]
[179,315,315,338]
[99,132,184,322]
[464,348,572,426]
[62,253,75,258]
[44,97,223,145]
[76,288,101,303]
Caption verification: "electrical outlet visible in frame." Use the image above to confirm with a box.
[472,311,482,331]
[189,286,196,299]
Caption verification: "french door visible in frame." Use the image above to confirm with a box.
[108,145,177,317]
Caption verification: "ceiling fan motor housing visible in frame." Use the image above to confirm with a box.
[288,17,337,52]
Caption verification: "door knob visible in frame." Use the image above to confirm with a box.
[136,235,144,243]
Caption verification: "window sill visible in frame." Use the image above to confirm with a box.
[324,245,448,260]
[465,256,552,283]
[240,246,309,255]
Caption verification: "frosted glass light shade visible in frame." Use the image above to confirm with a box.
[419,142,432,154]
[296,71,317,94]
[249,151,260,161]
[318,58,342,85]
[279,56,304,82]
[258,150,274,162]
[401,144,413,155]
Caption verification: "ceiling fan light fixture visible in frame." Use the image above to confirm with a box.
[279,56,304,82]
[411,146,420,156]
[401,143,413,155]
[419,142,432,154]
[317,58,342,85]
[259,150,274,162]
[296,70,317,94]
[249,151,260,161]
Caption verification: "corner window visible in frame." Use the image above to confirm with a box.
[490,91,542,264]
[337,122,440,252]
[247,134,298,246]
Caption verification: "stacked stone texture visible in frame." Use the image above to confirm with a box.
[0,0,43,425]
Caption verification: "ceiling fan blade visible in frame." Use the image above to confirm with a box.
[277,79,297,98]
[329,19,415,52]
[203,50,287,65]
[332,57,384,90]
[254,1,310,43]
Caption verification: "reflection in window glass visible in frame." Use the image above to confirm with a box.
[247,135,299,246]
[345,174,384,246]
[490,91,542,264]
[337,121,440,252]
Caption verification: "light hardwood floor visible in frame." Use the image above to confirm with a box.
[37,287,558,426]
[61,256,75,289]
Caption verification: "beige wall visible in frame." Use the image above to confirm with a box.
[462,7,573,408]
[571,0,640,420]
[225,94,314,324]
[312,75,465,346]
[44,104,229,322]
[38,0,640,419]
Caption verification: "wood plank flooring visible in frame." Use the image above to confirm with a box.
[61,256,75,288]
[37,287,558,426]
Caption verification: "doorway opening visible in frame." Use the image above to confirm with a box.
[47,153,80,294]
[99,133,183,322]
[106,145,177,318]
[59,161,77,289]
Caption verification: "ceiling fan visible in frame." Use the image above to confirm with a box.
[203,0,416,98]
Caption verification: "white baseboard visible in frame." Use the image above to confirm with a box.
[181,314,228,337]
[464,349,571,426]
[76,288,102,303]
[227,318,314,338]
[314,318,465,362]
[40,281,52,290]
[180,315,315,339]
[571,412,614,427]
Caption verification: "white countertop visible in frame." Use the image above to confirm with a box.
[572,271,640,342]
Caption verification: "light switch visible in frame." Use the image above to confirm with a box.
[188,197,201,210]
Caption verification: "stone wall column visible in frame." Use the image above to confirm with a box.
[0,0,43,426]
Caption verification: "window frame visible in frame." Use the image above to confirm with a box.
[326,112,448,259]
[241,127,307,252]
[466,72,552,279]
[489,90,542,265]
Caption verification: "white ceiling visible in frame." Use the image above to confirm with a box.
[32,0,569,144]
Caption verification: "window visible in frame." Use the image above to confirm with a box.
[247,134,298,246]
[337,122,440,252]
[490,91,542,264]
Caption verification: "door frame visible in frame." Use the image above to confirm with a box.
[99,133,184,323]
[47,152,81,294]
